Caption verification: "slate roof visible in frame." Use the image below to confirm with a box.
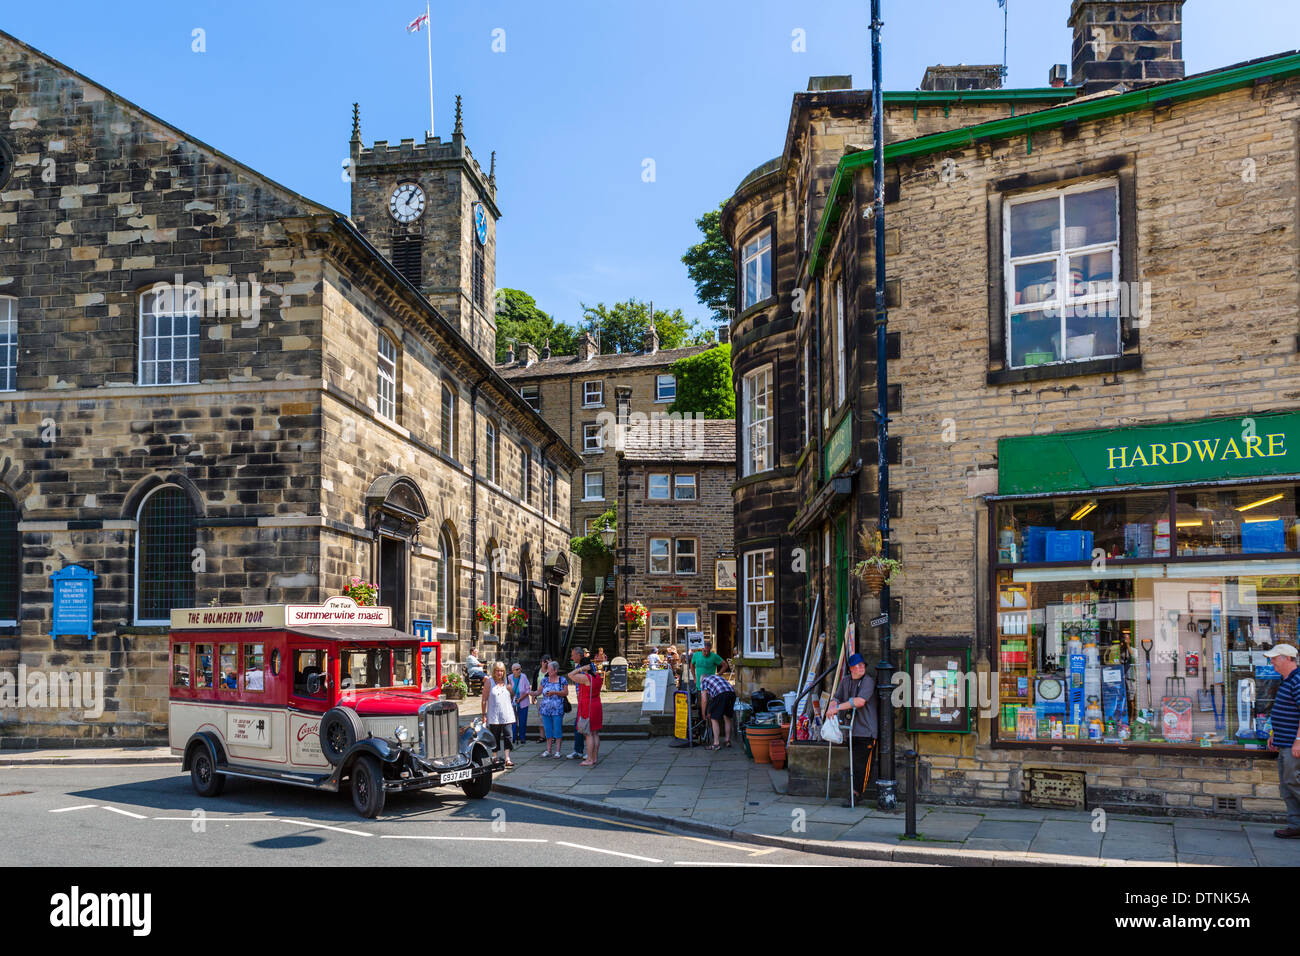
[497,345,709,380]
[620,418,736,464]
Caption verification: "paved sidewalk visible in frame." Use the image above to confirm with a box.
[6,726,1296,866]
[490,736,1298,867]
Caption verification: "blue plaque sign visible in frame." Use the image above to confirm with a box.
[51,565,96,639]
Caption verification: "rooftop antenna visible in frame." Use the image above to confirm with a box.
[998,0,1009,81]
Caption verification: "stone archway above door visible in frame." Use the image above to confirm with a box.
[365,474,430,537]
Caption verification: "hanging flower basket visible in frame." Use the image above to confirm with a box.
[623,602,648,630]
[342,576,378,606]
[507,606,528,629]
[854,527,901,596]
[475,602,500,626]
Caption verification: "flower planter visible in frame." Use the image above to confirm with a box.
[745,724,781,764]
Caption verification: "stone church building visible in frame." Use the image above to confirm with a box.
[0,30,580,745]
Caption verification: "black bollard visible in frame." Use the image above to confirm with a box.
[903,749,918,838]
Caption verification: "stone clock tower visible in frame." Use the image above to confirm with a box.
[349,97,499,362]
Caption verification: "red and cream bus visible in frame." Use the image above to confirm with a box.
[168,598,501,817]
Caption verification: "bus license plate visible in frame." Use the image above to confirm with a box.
[439,768,472,784]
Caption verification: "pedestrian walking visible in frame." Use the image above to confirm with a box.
[481,661,515,768]
[509,662,532,745]
[534,654,552,742]
[535,660,568,757]
[700,671,736,749]
[569,656,603,767]
[1265,642,1300,838]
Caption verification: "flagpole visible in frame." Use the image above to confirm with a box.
[426,1,435,136]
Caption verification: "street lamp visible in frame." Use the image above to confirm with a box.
[600,527,616,550]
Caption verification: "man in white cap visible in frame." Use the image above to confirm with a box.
[1265,642,1300,838]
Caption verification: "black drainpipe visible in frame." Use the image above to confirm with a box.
[470,378,483,650]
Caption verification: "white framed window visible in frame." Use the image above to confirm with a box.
[743,548,776,657]
[441,383,457,460]
[655,374,676,402]
[742,364,774,477]
[1005,179,1121,369]
[377,331,397,421]
[583,470,604,501]
[138,285,200,385]
[0,298,15,391]
[675,610,699,637]
[673,474,696,500]
[649,537,671,574]
[582,380,604,407]
[521,449,532,503]
[520,384,540,411]
[437,525,456,633]
[485,419,499,484]
[545,466,557,517]
[649,610,671,648]
[674,538,697,575]
[834,280,846,408]
[648,473,670,500]
[583,423,603,453]
[741,229,772,310]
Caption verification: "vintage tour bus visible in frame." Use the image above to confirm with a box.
[168,597,501,817]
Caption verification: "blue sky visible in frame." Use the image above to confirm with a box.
[6,1,1298,330]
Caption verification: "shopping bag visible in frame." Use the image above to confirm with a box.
[819,715,844,744]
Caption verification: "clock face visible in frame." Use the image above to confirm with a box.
[389,182,426,223]
[473,202,488,245]
[1037,678,1063,701]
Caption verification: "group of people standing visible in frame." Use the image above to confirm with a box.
[477,646,604,768]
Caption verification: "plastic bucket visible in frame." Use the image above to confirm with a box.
[782,691,798,714]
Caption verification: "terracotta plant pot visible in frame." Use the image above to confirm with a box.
[769,736,787,770]
[745,725,780,764]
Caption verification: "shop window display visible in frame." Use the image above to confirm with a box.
[993,482,1300,750]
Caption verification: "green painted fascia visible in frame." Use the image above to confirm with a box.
[807,51,1300,278]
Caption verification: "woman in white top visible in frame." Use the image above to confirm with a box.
[481,661,515,767]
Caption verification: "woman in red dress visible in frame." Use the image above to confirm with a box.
[568,655,603,767]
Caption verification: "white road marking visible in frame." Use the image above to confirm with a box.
[674,861,824,867]
[555,841,662,863]
[100,806,147,819]
[381,835,547,842]
[277,819,372,837]
[49,804,98,813]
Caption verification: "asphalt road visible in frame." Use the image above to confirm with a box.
[0,763,913,867]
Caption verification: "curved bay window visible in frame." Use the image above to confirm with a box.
[136,486,197,624]
[993,482,1300,751]
[0,493,18,626]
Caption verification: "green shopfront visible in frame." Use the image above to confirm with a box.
[987,412,1297,816]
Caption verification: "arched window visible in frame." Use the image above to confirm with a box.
[485,419,498,484]
[483,538,499,636]
[138,284,200,386]
[437,525,457,634]
[440,383,457,460]
[377,331,398,421]
[136,485,197,624]
[0,493,18,625]
[0,297,17,392]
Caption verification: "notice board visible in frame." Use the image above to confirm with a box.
[903,635,973,733]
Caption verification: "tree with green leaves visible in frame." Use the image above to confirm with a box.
[494,288,579,363]
[682,202,736,323]
[668,344,734,419]
[570,507,617,560]
[579,298,696,354]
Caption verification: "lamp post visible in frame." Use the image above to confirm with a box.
[870,0,897,813]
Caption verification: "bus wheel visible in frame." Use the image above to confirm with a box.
[350,755,386,818]
[191,746,226,798]
[320,706,364,766]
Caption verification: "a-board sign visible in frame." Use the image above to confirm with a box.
[609,663,628,692]
[686,631,704,652]
[641,668,670,713]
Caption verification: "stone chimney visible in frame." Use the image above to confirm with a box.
[1049,64,1069,88]
[503,340,516,365]
[1069,1,1185,95]
[519,342,538,367]
[920,64,1003,92]
[643,324,659,354]
[577,329,599,361]
[718,325,730,345]
[540,339,551,360]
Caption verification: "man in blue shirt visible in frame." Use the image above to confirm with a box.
[1265,643,1300,839]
